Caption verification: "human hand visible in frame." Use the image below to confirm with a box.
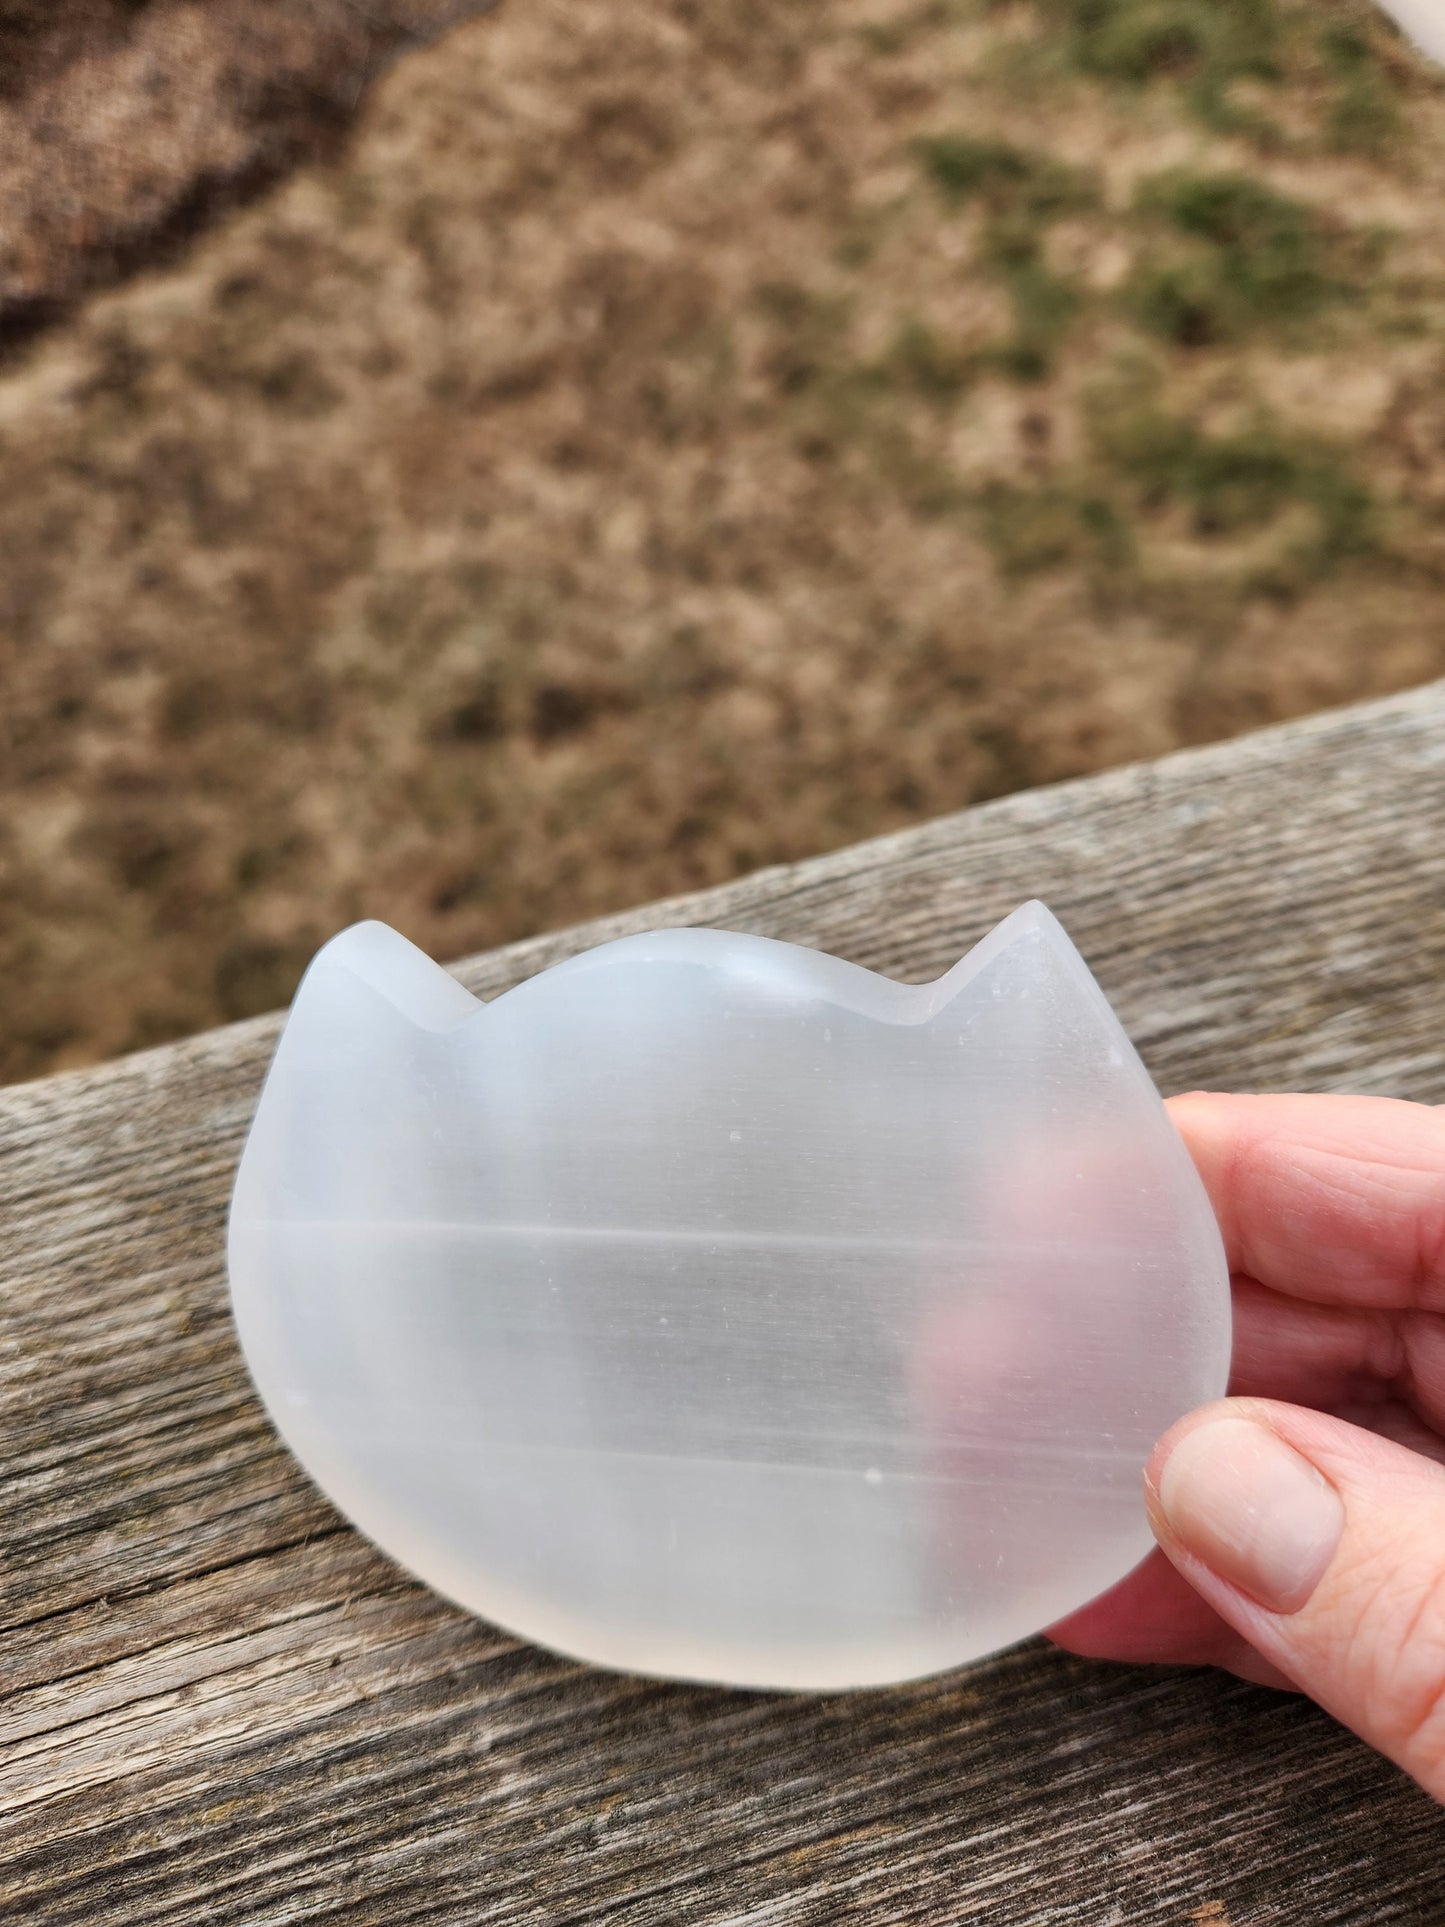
[1049,1093,1445,1800]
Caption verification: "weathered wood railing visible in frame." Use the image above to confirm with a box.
[4,682,1444,1922]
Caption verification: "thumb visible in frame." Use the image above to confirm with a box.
[1146,1397,1445,1800]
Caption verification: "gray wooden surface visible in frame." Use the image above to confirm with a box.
[3,682,1444,1924]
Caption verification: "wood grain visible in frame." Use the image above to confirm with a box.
[3,682,1445,1923]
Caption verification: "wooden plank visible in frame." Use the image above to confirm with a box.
[3,681,1444,1924]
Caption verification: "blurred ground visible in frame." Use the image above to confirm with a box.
[0,0,497,342]
[2,0,1444,1084]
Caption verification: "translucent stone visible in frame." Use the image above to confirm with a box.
[1376,0,1445,62]
[229,904,1230,1690]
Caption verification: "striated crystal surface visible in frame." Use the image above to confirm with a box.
[229,903,1230,1690]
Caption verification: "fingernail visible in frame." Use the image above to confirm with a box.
[1155,1417,1345,1613]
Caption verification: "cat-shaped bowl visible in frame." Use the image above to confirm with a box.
[229,902,1229,1690]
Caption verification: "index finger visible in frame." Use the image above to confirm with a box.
[1166,1092,1445,1313]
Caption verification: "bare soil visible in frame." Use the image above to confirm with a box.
[2,0,1444,1084]
[0,0,497,343]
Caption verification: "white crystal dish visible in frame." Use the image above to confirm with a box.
[228,903,1230,1691]
[1377,0,1445,63]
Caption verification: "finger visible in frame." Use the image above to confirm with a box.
[1046,1548,1297,1690]
[1166,1093,1445,1312]
[1227,1276,1445,1444]
[1147,1397,1445,1800]
[1047,1277,1445,1674]
[1326,1398,1445,1465]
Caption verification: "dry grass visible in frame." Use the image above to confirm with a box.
[2,0,1444,1082]
[0,0,496,337]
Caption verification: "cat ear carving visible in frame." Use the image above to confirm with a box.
[229,904,1229,1690]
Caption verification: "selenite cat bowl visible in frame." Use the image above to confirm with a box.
[228,902,1230,1690]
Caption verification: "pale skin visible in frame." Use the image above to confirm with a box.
[1042,0,1445,1797]
[1047,1093,1445,1802]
